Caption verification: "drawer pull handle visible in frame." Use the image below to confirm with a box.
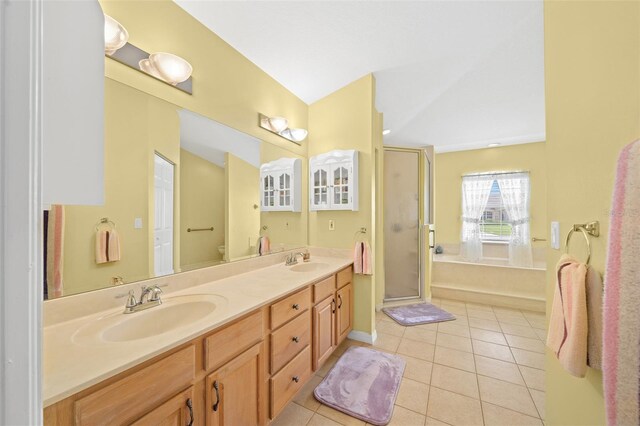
[331,298,336,314]
[186,398,194,426]
[338,294,343,309]
[212,380,220,412]
[292,376,300,383]
[292,336,300,343]
[292,303,300,310]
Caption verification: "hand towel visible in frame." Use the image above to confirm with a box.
[603,140,640,426]
[257,236,271,256]
[546,254,588,377]
[586,266,603,371]
[353,241,372,275]
[353,241,363,274]
[46,205,65,298]
[96,228,121,264]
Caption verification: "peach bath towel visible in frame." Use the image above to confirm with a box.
[353,241,372,275]
[46,205,65,298]
[95,228,121,264]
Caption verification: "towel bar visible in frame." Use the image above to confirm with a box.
[565,221,600,265]
[187,227,214,232]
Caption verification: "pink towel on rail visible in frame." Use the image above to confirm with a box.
[95,228,121,264]
[603,140,640,426]
[547,254,588,377]
[46,205,65,298]
[353,241,372,275]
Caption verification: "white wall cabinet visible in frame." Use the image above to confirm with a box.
[260,158,302,212]
[309,150,358,211]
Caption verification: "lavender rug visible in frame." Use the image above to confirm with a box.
[383,302,456,326]
[314,347,405,426]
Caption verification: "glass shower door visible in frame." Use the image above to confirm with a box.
[384,149,421,300]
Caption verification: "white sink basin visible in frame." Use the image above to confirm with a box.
[72,294,228,344]
[288,262,330,272]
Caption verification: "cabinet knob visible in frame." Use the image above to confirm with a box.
[292,303,300,310]
[292,376,300,383]
[292,336,300,343]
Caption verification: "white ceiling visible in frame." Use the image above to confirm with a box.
[175,0,545,152]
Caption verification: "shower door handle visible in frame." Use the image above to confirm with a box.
[428,228,436,249]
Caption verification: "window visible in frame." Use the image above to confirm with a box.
[480,180,511,241]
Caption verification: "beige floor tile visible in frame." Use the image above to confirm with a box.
[389,406,426,426]
[373,332,402,353]
[511,348,545,370]
[496,315,532,327]
[427,387,483,426]
[475,355,525,385]
[492,306,523,315]
[436,333,473,353]
[397,338,436,361]
[440,304,467,315]
[482,402,543,426]
[316,355,339,378]
[465,302,494,312]
[526,318,546,329]
[334,339,365,357]
[533,328,547,341]
[472,340,515,363]
[426,417,451,426]
[415,322,440,332]
[398,354,433,384]
[505,334,545,354]
[293,375,323,411]
[437,322,471,338]
[308,413,343,426]
[316,405,366,426]
[530,389,545,419]
[450,315,469,324]
[469,318,502,332]
[470,328,508,345]
[522,311,545,321]
[431,364,479,398]
[477,376,539,418]
[434,346,476,372]
[519,365,545,391]
[376,311,395,322]
[441,299,467,307]
[499,323,538,339]
[404,327,437,344]
[467,309,497,320]
[272,402,315,426]
[376,320,407,337]
[396,378,429,414]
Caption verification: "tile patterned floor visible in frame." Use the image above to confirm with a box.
[272,298,546,426]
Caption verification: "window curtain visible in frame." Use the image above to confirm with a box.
[497,173,533,267]
[461,175,494,262]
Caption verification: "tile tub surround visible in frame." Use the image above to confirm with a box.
[43,249,352,407]
[273,298,546,426]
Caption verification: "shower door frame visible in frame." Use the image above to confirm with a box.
[383,146,430,302]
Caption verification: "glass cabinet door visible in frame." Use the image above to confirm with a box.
[332,165,350,207]
[312,167,329,208]
[262,174,275,208]
[278,172,292,208]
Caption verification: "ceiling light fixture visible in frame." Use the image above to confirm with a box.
[104,14,129,55]
[259,113,308,145]
[382,129,391,135]
[488,143,501,148]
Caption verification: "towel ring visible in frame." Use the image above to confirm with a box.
[565,221,600,265]
[95,217,116,231]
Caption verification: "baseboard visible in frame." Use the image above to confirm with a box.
[348,329,377,344]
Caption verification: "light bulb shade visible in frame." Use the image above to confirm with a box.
[287,128,308,142]
[138,59,164,81]
[148,52,193,85]
[268,116,289,133]
[104,15,129,55]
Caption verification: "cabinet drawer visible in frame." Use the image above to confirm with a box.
[271,310,311,373]
[74,346,195,425]
[337,266,353,289]
[204,310,263,372]
[313,275,336,304]
[270,287,311,330]
[270,346,312,418]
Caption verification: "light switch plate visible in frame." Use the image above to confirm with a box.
[134,218,143,229]
[551,221,560,249]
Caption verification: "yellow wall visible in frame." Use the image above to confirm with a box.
[180,149,225,269]
[544,1,640,424]
[434,142,547,249]
[99,0,308,159]
[225,153,261,261]
[308,75,381,335]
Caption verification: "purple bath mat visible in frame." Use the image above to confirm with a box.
[383,302,456,326]
[314,347,405,426]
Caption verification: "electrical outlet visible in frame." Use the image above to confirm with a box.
[329,220,335,231]
[551,221,560,249]
[134,218,143,229]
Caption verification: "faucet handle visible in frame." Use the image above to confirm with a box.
[149,285,163,302]
[125,290,137,309]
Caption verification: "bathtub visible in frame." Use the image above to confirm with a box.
[431,247,546,312]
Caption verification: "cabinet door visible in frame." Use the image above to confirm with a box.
[206,342,265,426]
[336,283,353,345]
[310,165,329,210]
[331,163,353,210]
[131,387,195,426]
[277,171,293,210]
[312,295,336,370]
[261,172,276,211]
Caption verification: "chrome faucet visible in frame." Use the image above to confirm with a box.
[285,251,310,266]
[124,285,163,314]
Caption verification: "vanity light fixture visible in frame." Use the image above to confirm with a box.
[259,113,308,145]
[382,129,391,135]
[139,53,193,86]
[104,15,129,55]
[488,143,501,148]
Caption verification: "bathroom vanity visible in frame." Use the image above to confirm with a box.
[43,256,354,426]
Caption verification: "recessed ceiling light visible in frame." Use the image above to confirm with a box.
[382,129,391,135]
[488,143,501,148]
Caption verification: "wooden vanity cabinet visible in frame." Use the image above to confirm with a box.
[130,387,195,426]
[336,282,353,345]
[312,295,336,370]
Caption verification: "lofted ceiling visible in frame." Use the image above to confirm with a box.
[175,0,545,152]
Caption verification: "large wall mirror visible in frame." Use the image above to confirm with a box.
[44,78,308,299]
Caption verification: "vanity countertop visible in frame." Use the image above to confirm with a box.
[43,255,353,407]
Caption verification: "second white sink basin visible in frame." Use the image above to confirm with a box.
[288,262,330,272]
[72,294,228,345]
